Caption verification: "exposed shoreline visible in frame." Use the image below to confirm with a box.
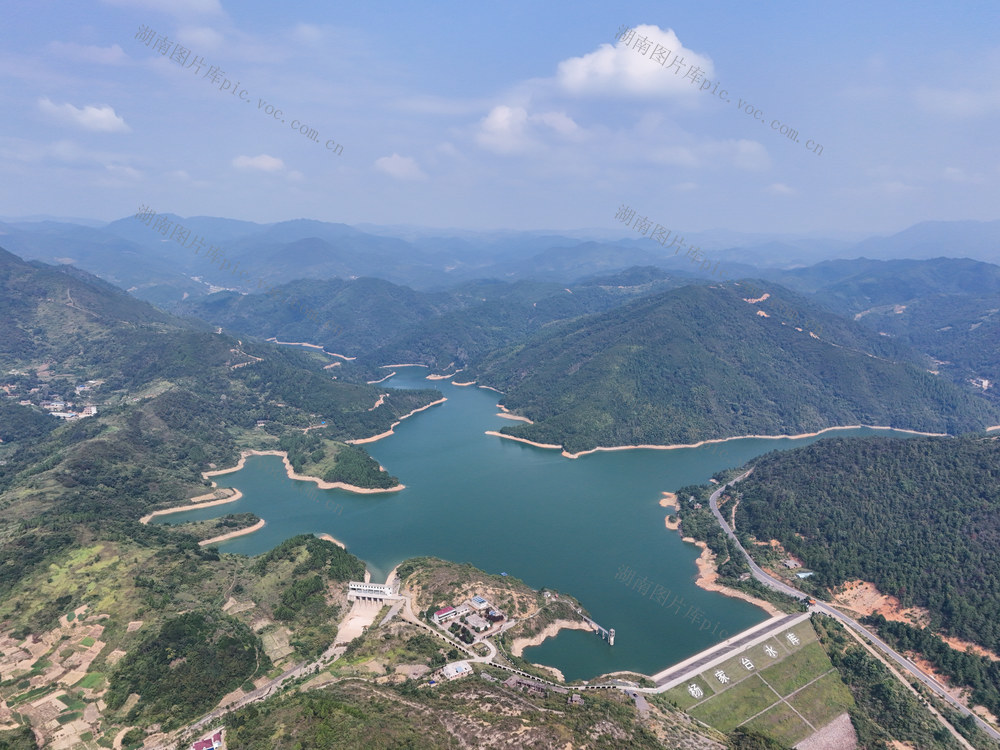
[486,424,950,459]
[495,404,533,424]
[139,489,243,524]
[686,537,783,617]
[427,367,464,381]
[510,619,595,657]
[207,449,402,492]
[484,431,561,450]
[367,371,396,384]
[347,398,447,445]
[316,532,347,549]
[380,363,428,368]
[452,380,477,387]
[660,492,680,531]
[143,447,404,527]
[264,338,356,360]
[200,519,266,546]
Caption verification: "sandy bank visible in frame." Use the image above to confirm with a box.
[484,431,562,450]
[659,491,679,509]
[531,663,567,682]
[213,449,404,493]
[661,492,681,529]
[496,404,534,424]
[265,339,355,360]
[282,454,405,493]
[477,385,503,394]
[427,367,464,381]
[367,371,396,384]
[200,519,265,546]
[380,363,429,368]
[987,425,1000,432]
[316,532,346,549]
[452,380,477,387]
[348,398,447,445]
[510,619,595,657]
[139,489,243,524]
[688,540,782,616]
[488,424,950,459]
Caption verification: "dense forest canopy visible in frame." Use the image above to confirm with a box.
[470,283,999,452]
[734,434,1000,651]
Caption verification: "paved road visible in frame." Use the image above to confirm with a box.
[708,471,1000,742]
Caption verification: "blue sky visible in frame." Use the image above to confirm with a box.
[2,0,998,235]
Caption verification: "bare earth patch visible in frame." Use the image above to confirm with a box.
[795,712,858,750]
[832,581,929,627]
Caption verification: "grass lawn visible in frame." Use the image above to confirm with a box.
[74,672,106,690]
[689,674,780,733]
[786,671,854,728]
[758,641,833,695]
[744,702,814,747]
[660,675,716,710]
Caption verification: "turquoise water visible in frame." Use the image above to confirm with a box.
[156,367,916,680]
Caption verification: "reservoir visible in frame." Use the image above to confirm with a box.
[155,367,916,681]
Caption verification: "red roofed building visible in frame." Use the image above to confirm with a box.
[192,729,223,749]
[432,606,459,624]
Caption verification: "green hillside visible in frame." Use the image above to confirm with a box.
[179,269,690,375]
[469,281,1000,453]
[732,434,1000,653]
[775,257,1000,401]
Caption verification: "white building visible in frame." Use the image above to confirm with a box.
[466,613,491,632]
[348,580,399,599]
[468,595,491,611]
[441,661,472,681]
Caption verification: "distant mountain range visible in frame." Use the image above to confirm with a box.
[1,216,997,309]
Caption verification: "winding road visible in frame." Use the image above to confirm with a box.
[709,470,1000,742]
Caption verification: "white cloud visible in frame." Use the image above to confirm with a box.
[104,164,142,180]
[650,138,770,171]
[556,25,714,98]
[232,154,285,172]
[374,153,427,181]
[533,111,580,137]
[46,42,126,65]
[474,106,584,154]
[176,26,226,52]
[941,166,983,184]
[101,0,223,15]
[291,23,324,44]
[767,182,796,195]
[38,97,130,132]
[476,105,531,153]
[914,86,1000,118]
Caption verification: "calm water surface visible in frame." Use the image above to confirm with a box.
[156,367,914,680]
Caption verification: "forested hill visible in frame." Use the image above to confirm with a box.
[732,433,1000,653]
[469,281,1000,453]
[0,246,441,520]
[772,257,1000,401]
[179,268,689,372]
